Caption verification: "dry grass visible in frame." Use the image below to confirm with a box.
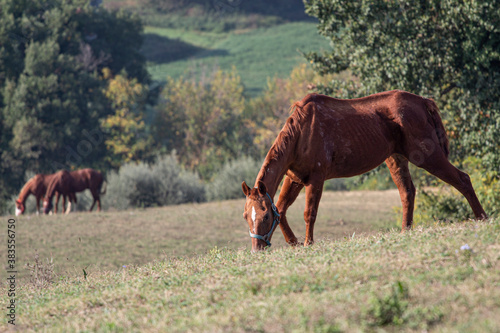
[1,217,498,332]
[8,190,401,283]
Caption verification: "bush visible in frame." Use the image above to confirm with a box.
[105,154,205,210]
[207,157,262,201]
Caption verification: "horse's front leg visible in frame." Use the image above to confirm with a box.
[276,176,304,246]
[54,193,60,214]
[303,178,324,246]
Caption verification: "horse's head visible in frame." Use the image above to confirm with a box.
[241,181,280,252]
[15,199,24,216]
[43,198,52,214]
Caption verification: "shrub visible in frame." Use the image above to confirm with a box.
[152,154,206,205]
[207,157,261,201]
[105,154,205,210]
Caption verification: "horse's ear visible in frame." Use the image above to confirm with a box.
[241,181,251,197]
[257,181,267,196]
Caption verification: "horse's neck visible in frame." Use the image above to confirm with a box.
[254,151,292,198]
[45,178,59,200]
[17,180,34,204]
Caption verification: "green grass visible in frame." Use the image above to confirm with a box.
[3,215,499,331]
[144,22,330,96]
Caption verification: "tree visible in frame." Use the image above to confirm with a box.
[101,69,153,167]
[304,0,500,171]
[0,0,149,212]
[154,68,247,178]
[304,0,500,217]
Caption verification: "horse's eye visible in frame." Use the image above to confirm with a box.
[263,214,269,221]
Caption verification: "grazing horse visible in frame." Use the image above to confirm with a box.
[43,168,106,214]
[15,173,73,216]
[242,90,487,251]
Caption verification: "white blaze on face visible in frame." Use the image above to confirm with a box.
[15,208,21,216]
[251,206,257,233]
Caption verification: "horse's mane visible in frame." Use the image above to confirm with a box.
[269,100,309,160]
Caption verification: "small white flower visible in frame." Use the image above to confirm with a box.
[460,244,471,251]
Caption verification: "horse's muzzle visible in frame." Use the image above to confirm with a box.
[251,238,269,252]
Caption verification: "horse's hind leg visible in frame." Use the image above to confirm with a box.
[418,151,487,219]
[275,175,304,246]
[64,195,71,214]
[386,154,416,230]
[61,195,66,213]
[89,190,99,212]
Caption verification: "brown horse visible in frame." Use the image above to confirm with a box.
[43,168,105,214]
[242,90,487,251]
[15,173,73,216]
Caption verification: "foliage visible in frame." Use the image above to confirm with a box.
[154,67,248,179]
[304,0,500,210]
[246,63,338,157]
[206,156,261,201]
[101,69,153,167]
[0,0,148,211]
[105,154,205,209]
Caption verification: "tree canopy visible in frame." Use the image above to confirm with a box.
[304,0,500,172]
[0,0,148,210]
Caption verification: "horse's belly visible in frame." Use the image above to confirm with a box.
[325,127,394,178]
[327,155,388,178]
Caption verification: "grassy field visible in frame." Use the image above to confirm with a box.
[143,22,330,96]
[4,190,401,284]
[2,202,499,331]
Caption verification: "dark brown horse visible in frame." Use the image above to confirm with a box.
[43,168,105,214]
[242,90,487,251]
[15,173,73,216]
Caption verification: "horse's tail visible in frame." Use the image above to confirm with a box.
[424,98,450,158]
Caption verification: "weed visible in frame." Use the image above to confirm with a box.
[364,281,409,326]
[25,251,55,289]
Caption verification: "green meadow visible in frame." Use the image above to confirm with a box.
[143,22,330,96]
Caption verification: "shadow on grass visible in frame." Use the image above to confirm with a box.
[141,33,228,64]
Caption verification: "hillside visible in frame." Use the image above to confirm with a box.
[143,22,330,96]
[102,0,330,95]
[4,217,499,331]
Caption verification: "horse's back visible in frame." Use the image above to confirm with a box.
[289,90,438,178]
[70,168,103,191]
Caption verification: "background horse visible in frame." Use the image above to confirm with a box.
[242,90,487,251]
[15,173,72,216]
[43,168,105,214]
